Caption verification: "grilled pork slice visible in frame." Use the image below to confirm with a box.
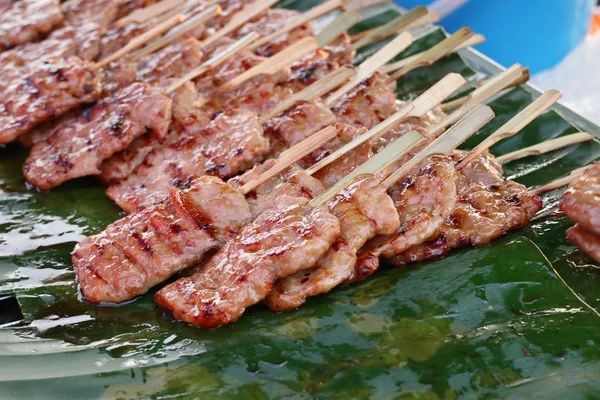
[106,109,269,212]
[0,57,103,145]
[63,0,119,29]
[155,203,341,328]
[116,0,160,19]
[100,21,149,59]
[353,155,459,282]
[235,8,312,57]
[137,38,205,84]
[73,175,251,304]
[265,175,401,311]
[566,224,600,263]
[204,0,244,32]
[324,33,354,66]
[560,162,600,236]
[0,0,63,52]
[388,151,543,266]
[23,83,172,190]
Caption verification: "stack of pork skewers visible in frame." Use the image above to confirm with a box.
[1,0,595,328]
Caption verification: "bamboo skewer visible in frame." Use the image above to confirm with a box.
[351,6,436,50]
[113,0,185,28]
[131,5,222,60]
[324,32,414,106]
[380,105,495,189]
[441,67,531,112]
[258,66,357,124]
[383,31,484,75]
[315,11,362,47]
[200,0,279,48]
[164,32,259,94]
[239,126,339,194]
[455,90,563,170]
[530,166,589,196]
[308,72,466,175]
[427,64,525,138]
[497,132,595,164]
[97,13,185,67]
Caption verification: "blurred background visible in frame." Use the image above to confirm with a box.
[397,0,600,125]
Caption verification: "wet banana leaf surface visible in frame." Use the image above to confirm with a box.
[1,2,600,398]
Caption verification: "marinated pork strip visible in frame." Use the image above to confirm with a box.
[73,175,251,304]
[560,162,600,237]
[63,0,120,29]
[204,0,244,32]
[155,202,341,328]
[386,151,543,267]
[116,0,161,19]
[0,0,64,52]
[23,83,172,190]
[137,37,204,84]
[264,174,400,311]
[0,56,103,145]
[566,224,600,263]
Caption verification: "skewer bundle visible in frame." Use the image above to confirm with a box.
[1,0,593,329]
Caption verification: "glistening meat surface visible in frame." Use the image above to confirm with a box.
[560,162,600,236]
[155,203,341,328]
[0,0,63,51]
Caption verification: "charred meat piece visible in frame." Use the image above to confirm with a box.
[0,0,63,51]
[63,0,119,28]
[287,50,340,93]
[106,109,269,212]
[0,57,103,145]
[354,155,458,282]
[560,162,600,236]
[155,203,341,328]
[388,151,543,266]
[566,224,600,263]
[265,174,400,311]
[137,38,204,84]
[73,175,251,304]
[235,9,312,57]
[23,83,172,190]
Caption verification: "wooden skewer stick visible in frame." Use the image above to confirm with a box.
[250,0,344,51]
[315,11,362,47]
[132,5,222,60]
[308,72,466,175]
[383,31,484,75]
[381,105,495,189]
[441,67,530,112]
[200,0,279,48]
[113,0,185,28]
[325,32,414,106]
[385,27,475,83]
[310,131,424,207]
[455,89,563,170]
[427,64,525,138]
[350,9,438,45]
[497,132,595,164]
[239,126,339,194]
[258,66,357,124]
[165,32,259,94]
[97,14,185,67]
[344,0,391,10]
[351,6,436,50]
[195,37,320,107]
[529,166,589,196]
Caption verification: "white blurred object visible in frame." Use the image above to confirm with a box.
[532,32,600,126]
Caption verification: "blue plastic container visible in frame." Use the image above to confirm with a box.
[397,0,595,73]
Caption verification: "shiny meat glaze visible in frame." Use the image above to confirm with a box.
[106,109,269,212]
[137,38,204,84]
[566,224,600,263]
[63,0,119,28]
[73,175,251,304]
[23,83,172,190]
[235,9,312,57]
[0,57,103,145]
[18,110,81,149]
[99,82,210,183]
[116,0,160,19]
[388,151,543,266]
[560,163,600,236]
[354,155,458,282]
[287,50,340,93]
[263,100,338,159]
[331,72,398,130]
[228,160,326,218]
[100,21,149,59]
[155,203,341,328]
[0,0,63,51]
[101,60,139,95]
[265,175,400,311]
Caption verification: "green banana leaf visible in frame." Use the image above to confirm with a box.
[1,1,600,398]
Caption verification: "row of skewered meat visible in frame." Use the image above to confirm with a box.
[1,0,595,329]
